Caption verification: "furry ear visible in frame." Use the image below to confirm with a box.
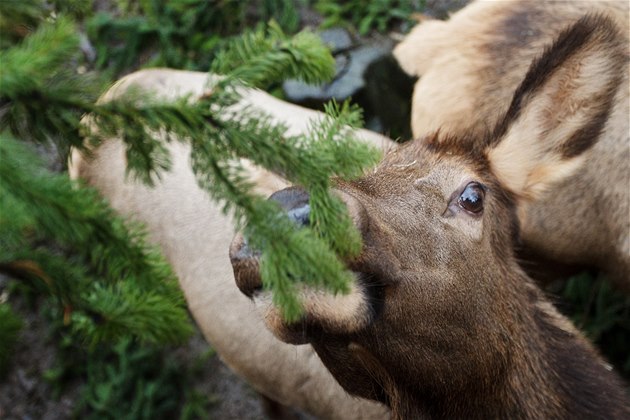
[487,14,625,199]
[393,18,449,76]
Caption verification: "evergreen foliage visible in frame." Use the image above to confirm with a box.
[1,16,106,159]
[1,0,380,359]
[211,21,336,89]
[75,338,213,419]
[260,0,302,33]
[176,27,380,318]
[554,273,630,379]
[0,136,192,346]
[40,321,215,419]
[315,0,426,35]
[86,0,241,74]
[86,0,302,76]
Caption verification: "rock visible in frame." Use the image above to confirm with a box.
[360,54,415,140]
[319,28,353,52]
[17,369,36,393]
[283,40,392,102]
[282,29,414,139]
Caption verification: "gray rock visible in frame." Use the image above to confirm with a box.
[319,28,353,53]
[283,35,393,103]
[17,369,36,393]
[282,30,414,140]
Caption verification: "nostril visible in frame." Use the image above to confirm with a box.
[287,204,310,227]
[231,186,313,299]
[269,187,310,227]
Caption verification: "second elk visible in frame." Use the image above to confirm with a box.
[394,0,630,288]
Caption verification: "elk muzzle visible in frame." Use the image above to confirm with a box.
[230,187,311,298]
[230,186,375,343]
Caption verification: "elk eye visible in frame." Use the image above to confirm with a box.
[458,182,485,214]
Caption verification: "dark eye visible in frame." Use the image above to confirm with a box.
[458,182,485,214]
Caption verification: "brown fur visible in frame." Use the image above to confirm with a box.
[394,0,630,289]
[231,13,630,420]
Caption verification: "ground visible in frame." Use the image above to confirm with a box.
[0,291,267,419]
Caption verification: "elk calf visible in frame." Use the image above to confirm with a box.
[231,15,630,419]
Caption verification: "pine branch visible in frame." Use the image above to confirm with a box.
[73,282,192,347]
[183,98,379,319]
[86,26,379,320]
[0,17,107,155]
[0,0,44,47]
[211,21,336,89]
[0,136,191,344]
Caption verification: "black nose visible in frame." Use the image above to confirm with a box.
[268,186,310,227]
[230,187,310,298]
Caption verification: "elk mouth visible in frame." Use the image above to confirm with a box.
[229,184,388,344]
[230,235,384,344]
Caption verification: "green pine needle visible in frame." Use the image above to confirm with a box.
[211,21,336,88]
[0,136,191,344]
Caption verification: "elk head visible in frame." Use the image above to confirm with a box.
[230,15,629,419]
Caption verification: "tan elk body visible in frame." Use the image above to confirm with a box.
[394,0,630,288]
[231,12,630,420]
[69,69,391,419]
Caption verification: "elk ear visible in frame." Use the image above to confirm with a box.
[393,18,449,76]
[486,14,625,199]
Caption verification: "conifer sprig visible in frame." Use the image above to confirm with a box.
[0,17,106,157]
[0,0,44,47]
[211,21,336,89]
[168,63,380,319]
[0,136,192,345]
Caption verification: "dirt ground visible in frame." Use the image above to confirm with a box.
[0,291,268,420]
[0,293,82,420]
